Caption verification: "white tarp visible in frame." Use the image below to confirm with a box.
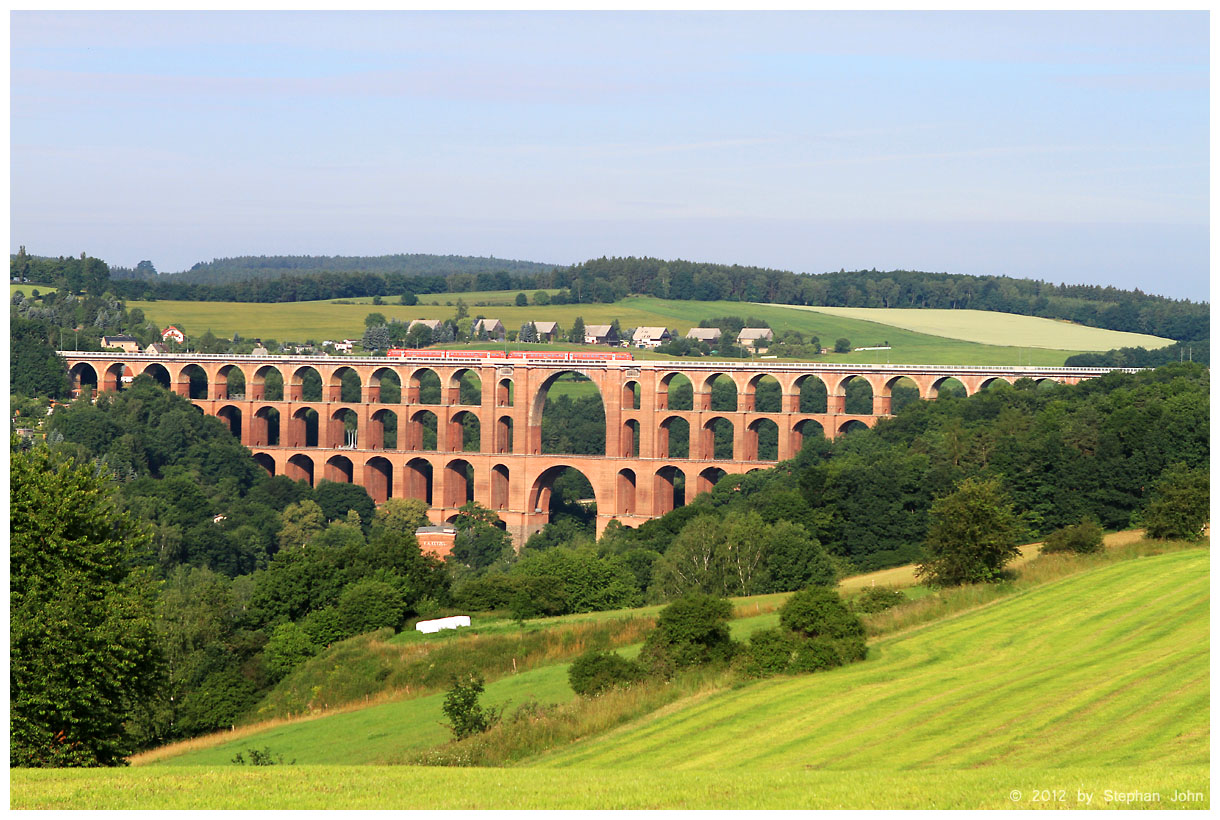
[416,615,471,634]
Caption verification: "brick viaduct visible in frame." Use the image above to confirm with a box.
[60,351,1121,544]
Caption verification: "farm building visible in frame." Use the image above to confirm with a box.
[737,328,774,347]
[100,335,141,354]
[532,321,560,342]
[632,326,672,348]
[685,327,722,343]
[584,324,619,345]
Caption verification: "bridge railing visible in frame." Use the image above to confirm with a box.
[57,350,1144,377]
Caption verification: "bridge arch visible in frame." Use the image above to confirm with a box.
[253,406,281,446]
[409,409,438,451]
[616,468,637,515]
[444,458,475,507]
[496,377,514,407]
[324,454,355,484]
[409,367,442,404]
[371,408,397,449]
[746,417,779,461]
[702,416,735,460]
[658,414,690,459]
[696,466,727,498]
[491,463,510,510]
[69,362,99,396]
[701,372,737,411]
[290,365,323,402]
[450,409,481,452]
[285,453,315,486]
[290,407,319,448]
[528,464,601,524]
[252,452,275,476]
[370,366,401,404]
[139,362,171,390]
[658,372,693,411]
[532,370,606,456]
[253,365,283,401]
[450,367,482,406]
[216,404,242,439]
[404,457,433,504]
[654,465,686,515]
[795,373,829,413]
[217,364,246,400]
[330,366,362,403]
[364,456,393,503]
[747,373,783,413]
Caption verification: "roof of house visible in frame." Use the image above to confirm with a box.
[686,327,722,340]
[145,342,168,353]
[532,321,559,333]
[474,318,504,330]
[632,326,670,340]
[738,327,774,340]
[409,319,442,330]
[584,324,615,337]
[102,335,139,343]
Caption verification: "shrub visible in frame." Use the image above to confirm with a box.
[337,579,406,636]
[568,650,648,696]
[916,477,1022,586]
[639,593,737,675]
[741,628,800,677]
[1041,518,1104,554]
[790,636,868,673]
[851,585,906,614]
[780,587,866,641]
[442,672,501,740]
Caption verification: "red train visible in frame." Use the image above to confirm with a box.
[386,348,634,362]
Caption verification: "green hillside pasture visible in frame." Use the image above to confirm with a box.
[142,661,577,767]
[344,289,562,306]
[538,549,1209,773]
[780,305,1175,351]
[13,762,1207,809]
[122,294,1086,365]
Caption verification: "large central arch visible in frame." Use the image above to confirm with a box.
[531,369,607,456]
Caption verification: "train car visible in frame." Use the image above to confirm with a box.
[386,348,634,362]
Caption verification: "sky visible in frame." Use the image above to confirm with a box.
[9,11,1210,301]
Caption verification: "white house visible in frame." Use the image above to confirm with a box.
[737,328,774,348]
[632,326,672,348]
[584,324,618,345]
[161,326,185,344]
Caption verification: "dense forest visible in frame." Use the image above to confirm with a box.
[15,247,1207,343]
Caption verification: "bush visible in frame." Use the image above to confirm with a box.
[568,650,648,696]
[337,580,406,636]
[1041,518,1104,554]
[639,593,736,674]
[741,628,800,677]
[851,586,906,614]
[442,672,501,740]
[790,636,868,673]
[779,587,865,641]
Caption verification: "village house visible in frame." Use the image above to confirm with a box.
[161,326,185,344]
[632,326,672,348]
[737,327,774,349]
[471,318,506,341]
[532,321,560,342]
[100,335,141,354]
[583,324,619,345]
[685,327,722,343]
[145,342,168,355]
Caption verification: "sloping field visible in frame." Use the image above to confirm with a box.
[10,548,1208,809]
[538,549,1208,771]
[121,295,1086,365]
[778,305,1174,351]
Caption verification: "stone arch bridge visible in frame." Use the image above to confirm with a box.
[60,351,1127,544]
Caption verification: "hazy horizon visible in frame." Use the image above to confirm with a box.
[11,11,1209,301]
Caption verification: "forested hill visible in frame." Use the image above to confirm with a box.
[552,258,1209,342]
[119,253,555,283]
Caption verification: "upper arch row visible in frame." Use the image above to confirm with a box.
[65,357,1078,406]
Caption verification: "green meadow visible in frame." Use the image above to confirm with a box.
[120,294,1129,365]
[785,305,1174,351]
[11,544,1207,809]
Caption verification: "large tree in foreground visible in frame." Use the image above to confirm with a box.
[915,477,1022,587]
[10,441,163,766]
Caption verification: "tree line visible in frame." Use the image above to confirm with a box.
[15,247,1207,342]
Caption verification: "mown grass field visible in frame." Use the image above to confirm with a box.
[539,549,1208,772]
[783,305,1174,351]
[10,547,1208,809]
[119,294,1121,365]
[12,764,1207,810]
